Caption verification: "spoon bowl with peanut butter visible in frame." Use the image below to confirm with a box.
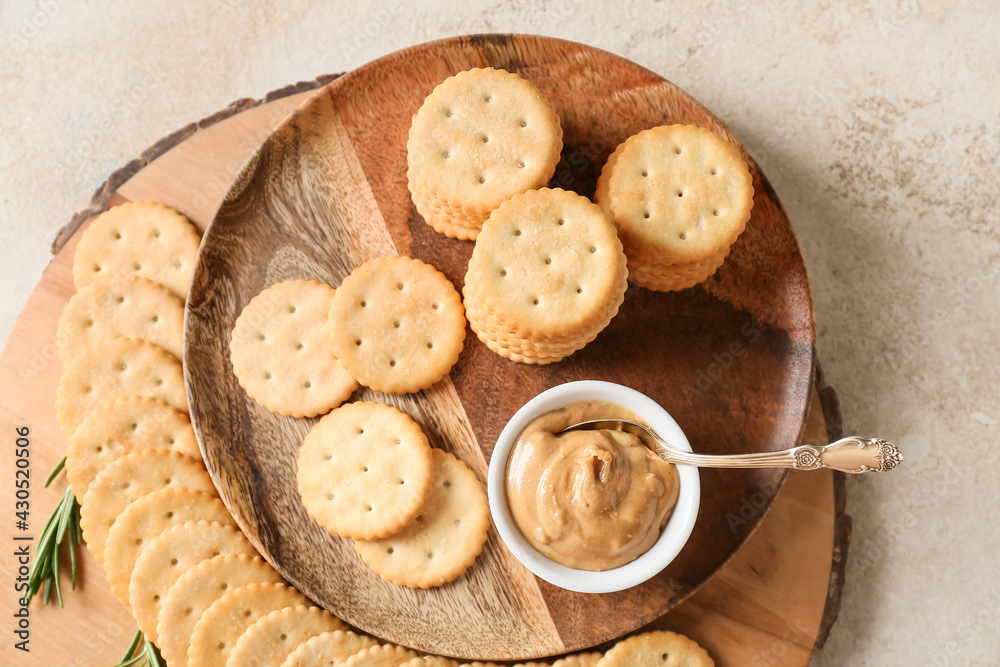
[561,419,903,474]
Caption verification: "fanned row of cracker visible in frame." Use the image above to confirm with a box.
[407,67,754,365]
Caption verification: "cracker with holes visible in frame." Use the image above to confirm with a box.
[187,582,308,667]
[553,653,604,667]
[342,644,419,667]
[65,395,199,501]
[72,201,201,300]
[279,629,380,667]
[230,279,358,417]
[354,449,489,589]
[130,521,257,646]
[228,605,347,667]
[56,336,188,437]
[79,449,216,563]
[103,488,234,606]
[57,275,184,367]
[297,401,433,541]
[158,554,285,667]
[595,124,753,292]
[328,257,466,394]
[463,188,627,363]
[596,630,714,667]
[406,67,562,238]
[404,657,461,666]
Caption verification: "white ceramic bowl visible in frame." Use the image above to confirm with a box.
[488,380,700,594]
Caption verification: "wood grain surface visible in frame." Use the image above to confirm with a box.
[184,35,816,660]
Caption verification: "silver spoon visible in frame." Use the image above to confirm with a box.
[561,419,903,474]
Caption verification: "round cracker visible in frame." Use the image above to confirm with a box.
[626,249,729,293]
[57,275,184,368]
[279,630,380,667]
[597,630,714,667]
[552,653,603,667]
[130,521,256,646]
[329,257,466,394]
[158,554,284,667]
[65,395,199,501]
[354,449,489,589]
[342,645,419,667]
[80,449,216,563]
[187,582,308,667]
[601,124,753,266]
[297,402,433,541]
[407,68,562,213]
[228,605,347,667]
[56,336,188,438]
[403,658,460,666]
[72,201,201,300]
[464,188,628,340]
[230,279,357,418]
[103,488,234,606]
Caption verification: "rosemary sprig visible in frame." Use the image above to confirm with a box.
[26,456,82,606]
[112,631,163,667]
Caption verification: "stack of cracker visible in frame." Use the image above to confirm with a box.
[463,188,628,364]
[407,67,563,240]
[595,124,754,292]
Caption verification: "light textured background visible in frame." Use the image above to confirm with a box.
[3,0,998,664]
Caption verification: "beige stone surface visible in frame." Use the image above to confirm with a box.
[2,0,998,664]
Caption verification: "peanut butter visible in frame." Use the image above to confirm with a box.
[505,400,680,571]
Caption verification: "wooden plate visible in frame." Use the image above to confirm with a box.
[185,34,816,660]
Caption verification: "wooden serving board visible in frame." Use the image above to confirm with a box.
[187,36,816,660]
[0,39,849,667]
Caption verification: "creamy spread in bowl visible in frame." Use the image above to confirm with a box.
[487,380,701,594]
[505,400,680,571]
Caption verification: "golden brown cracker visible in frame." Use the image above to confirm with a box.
[597,630,714,667]
[227,605,347,667]
[354,449,489,588]
[72,201,201,300]
[65,395,199,501]
[328,257,466,394]
[230,279,357,417]
[464,188,627,340]
[57,275,184,367]
[56,336,188,437]
[158,554,285,667]
[342,645,420,667]
[79,449,216,563]
[601,124,753,266]
[130,521,256,646]
[187,582,308,667]
[552,653,603,667]
[103,488,234,605]
[279,630,380,667]
[407,68,562,214]
[297,402,434,541]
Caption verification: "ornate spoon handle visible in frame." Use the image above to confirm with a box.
[658,436,903,474]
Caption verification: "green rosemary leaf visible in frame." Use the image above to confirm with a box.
[26,487,82,606]
[144,637,164,667]
[113,630,143,667]
[45,456,67,488]
[52,539,63,608]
